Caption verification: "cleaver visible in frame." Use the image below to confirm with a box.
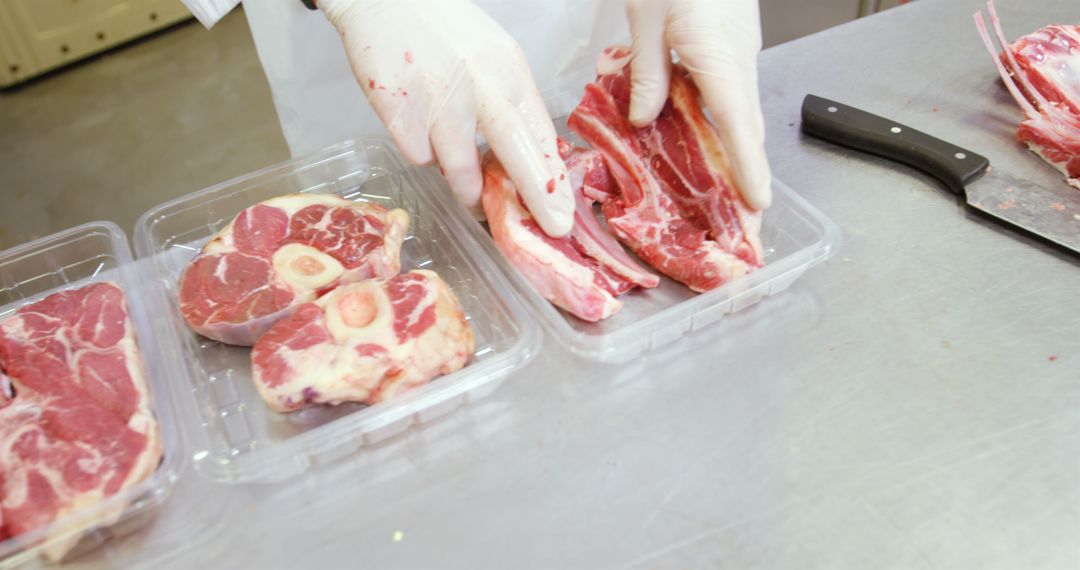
[801,94,1080,255]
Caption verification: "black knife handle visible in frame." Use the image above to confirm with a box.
[801,94,989,195]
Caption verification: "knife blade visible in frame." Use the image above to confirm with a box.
[800,94,1080,255]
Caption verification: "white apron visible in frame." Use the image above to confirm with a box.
[232,1,629,157]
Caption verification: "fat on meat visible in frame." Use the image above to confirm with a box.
[251,270,474,412]
[179,194,410,346]
[975,2,1080,188]
[481,140,659,322]
[0,282,162,561]
[568,46,764,292]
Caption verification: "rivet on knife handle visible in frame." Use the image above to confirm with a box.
[800,94,989,195]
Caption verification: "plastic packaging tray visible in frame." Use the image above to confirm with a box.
[429,174,841,363]
[134,138,540,484]
[0,222,182,565]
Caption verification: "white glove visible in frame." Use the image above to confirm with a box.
[626,0,772,210]
[319,0,574,237]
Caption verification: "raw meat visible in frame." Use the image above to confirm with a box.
[568,46,764,292]
[975,2,1080,188]
[179,194,410,346]
[251,270,474,412]
[0,282,162,561]
[562,139,618,203]
[1004,25,1080,119]
[481,140,659,322]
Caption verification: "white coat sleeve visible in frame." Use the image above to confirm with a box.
[243,0,627,157]
[181,0,242,28]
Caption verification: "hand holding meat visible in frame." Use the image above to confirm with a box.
[319,0,575,237]
[625,0,772,210]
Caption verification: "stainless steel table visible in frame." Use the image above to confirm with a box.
[81,0,1080,567]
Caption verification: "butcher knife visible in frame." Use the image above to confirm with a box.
[800,94,1080,255]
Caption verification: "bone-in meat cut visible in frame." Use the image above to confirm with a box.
[568,46,764,292]
[179,194,410,346]
[0,282,162,560]
[975,2,1080,188]
[481,140,659,322]
[251,270,474,412]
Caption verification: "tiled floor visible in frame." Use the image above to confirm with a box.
[0,2,867,250]
[0,11,289,250]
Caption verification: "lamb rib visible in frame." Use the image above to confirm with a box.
[481,140,658,322]
[975,2,1080,188]
[568,46,764,292]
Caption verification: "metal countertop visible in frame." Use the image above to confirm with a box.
[80,0,1080,568]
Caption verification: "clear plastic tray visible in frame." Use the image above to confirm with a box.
[429,173,841,363]
[133,138,540,484]
[0,222,182,565]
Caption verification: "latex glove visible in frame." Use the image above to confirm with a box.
[626,0,772,210]
[319,0,574,237]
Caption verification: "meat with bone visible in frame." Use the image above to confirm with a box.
[179,194,409,346]
[568,47,764,292]
[481,140,659,322]
[1004,25,1080,118]
[0,282,162,561]
[975,2,1080,188]
[251,270,474,412]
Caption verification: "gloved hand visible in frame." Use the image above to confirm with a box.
[319,0,574,237]
[626,0,772,210]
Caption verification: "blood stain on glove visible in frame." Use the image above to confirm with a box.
[405,51,414,63]
[546,179,555,193]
